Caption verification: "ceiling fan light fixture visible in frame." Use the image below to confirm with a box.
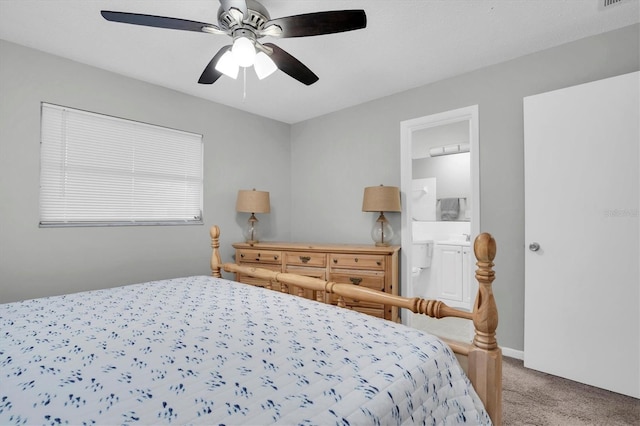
[254,52,277,80]
[232,36,256,67]
[215,50,239,79]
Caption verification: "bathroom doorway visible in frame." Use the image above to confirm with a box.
[399,105,479,336]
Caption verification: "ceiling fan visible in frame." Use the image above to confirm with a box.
[101,0,367,86]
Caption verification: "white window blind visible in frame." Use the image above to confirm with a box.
[40,103,203,227]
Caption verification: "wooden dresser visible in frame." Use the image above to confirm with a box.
[232,241,401,321]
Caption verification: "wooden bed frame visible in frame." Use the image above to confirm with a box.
[209,225,502,425]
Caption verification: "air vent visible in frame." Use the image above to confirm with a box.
[220,13,237,29]
[246,11,268,30]
[603,0,625,7]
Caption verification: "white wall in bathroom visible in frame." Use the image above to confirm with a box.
[411,178,437,221]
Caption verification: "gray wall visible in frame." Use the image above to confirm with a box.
[290,24,639,351]
[1,24,638,352]
[0,40,292,302]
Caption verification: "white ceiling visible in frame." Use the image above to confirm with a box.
[1,0,638,124]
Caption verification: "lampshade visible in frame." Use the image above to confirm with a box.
[236,189,270,213]
[232,36,256,67]
[215,50,239,79]
[254,51,278,80]
[362,185,401,213]
[214,34,279,81]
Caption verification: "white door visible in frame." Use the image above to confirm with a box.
[523,72,639,398]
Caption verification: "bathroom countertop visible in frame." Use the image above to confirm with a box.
[435,240,471,247]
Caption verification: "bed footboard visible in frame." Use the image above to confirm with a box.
[209,225,502,425]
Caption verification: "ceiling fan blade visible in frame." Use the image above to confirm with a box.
[219,0,248,19]
[265,10,366,38]
[101,11,220,33]
[263,43,318,86]
[198,46,231,84]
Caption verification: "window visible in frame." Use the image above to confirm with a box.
[40,103,203,227]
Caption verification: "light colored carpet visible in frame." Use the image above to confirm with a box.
[502,356,640,425]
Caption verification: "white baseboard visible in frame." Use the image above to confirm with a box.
[501,346,524,360]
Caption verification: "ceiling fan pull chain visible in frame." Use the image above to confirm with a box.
[243,67,247,102]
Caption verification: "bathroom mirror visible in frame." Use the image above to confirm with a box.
[399,105,479,324]
[412,120,471,222]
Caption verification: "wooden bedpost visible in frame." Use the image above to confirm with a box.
[468,232,502,425]
[210,225,222,278]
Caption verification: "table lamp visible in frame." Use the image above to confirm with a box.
[236,189,270,244]
[362,185,401,246]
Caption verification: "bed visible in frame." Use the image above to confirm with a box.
[0,225,502,425]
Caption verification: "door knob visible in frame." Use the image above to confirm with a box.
[529,242,541,252]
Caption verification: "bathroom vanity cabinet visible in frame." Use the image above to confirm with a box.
[434,243,473,309]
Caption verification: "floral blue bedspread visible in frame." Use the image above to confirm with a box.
[0,276,490,425]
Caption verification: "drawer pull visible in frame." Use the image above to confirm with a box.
[333,259,338,264]
[240,253,245,258]
[274,255,279,260]
[349,277,362,285]
[376,261,382,266]
[299,256,311,263]
[354,258,359,262]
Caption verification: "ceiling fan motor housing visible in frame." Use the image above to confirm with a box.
[218,0,270,35]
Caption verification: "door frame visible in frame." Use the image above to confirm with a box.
[400,105,480,325]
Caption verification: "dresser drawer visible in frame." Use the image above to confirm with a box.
[284,251,326,268]
[328,272,385,312]
[330,272,385,292]
[284,266,327,302]
[285,266,326,280]
[329,253,385,271]
[236,262,282,291]
[237,249,281,264]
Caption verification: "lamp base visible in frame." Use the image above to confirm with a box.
[370,212,394,247]
[244,213,260,245]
